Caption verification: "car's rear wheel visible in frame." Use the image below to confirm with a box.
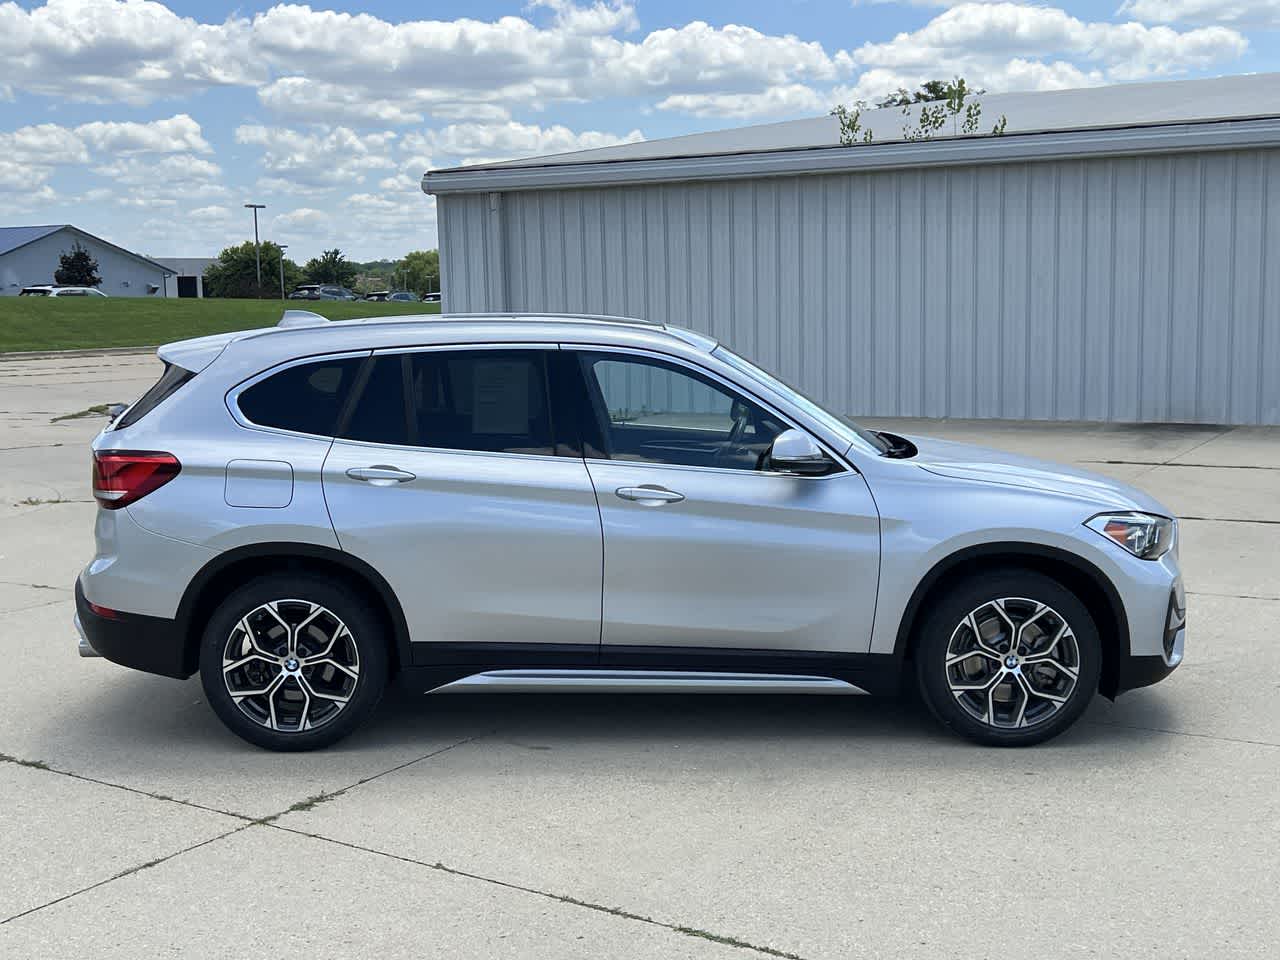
[915,570,1101,746]
[199,574,388,751]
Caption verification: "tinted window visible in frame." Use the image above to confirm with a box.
[408,350,554,455]
[115,362,195,431]
[238,357,363,436]
[341,355,409,445]
[579,352,787,471]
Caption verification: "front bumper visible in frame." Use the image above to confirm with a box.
[1116,586,1185,694]
[74,578,192,679]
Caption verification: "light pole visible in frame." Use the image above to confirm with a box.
[278,244,288,301]
[244,203,265,296]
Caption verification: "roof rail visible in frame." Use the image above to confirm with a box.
[278,309,328,328]
[433,311,663,327]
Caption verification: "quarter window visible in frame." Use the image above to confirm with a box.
[578,352,788,471]
[237,356,364,436]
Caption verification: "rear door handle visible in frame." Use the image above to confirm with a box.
[346,466,416,485]
[616,485,685,504]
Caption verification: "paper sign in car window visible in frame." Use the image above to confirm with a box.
[472,360,531,434]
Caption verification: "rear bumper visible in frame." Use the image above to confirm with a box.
[74,578,192,679]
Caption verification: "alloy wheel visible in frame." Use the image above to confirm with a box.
[221,599,360,733]
[944,597,1081,730]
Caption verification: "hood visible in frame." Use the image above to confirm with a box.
[904,434,1171,515]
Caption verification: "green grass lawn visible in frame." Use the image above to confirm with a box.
[0,298,443,353]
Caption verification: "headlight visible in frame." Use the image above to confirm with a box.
[1085,512,1175,560]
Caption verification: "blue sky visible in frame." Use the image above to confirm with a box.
[2,0,1277,262]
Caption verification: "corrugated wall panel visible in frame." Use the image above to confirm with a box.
[437,145,1280,424]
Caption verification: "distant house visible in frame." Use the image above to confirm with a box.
[154,257,217,298]
[0,224,172,297]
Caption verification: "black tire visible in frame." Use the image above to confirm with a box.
[915,569,1102,747]
[199,573,389,751]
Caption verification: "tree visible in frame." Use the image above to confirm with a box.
[204,241,302,299]
[396,249,440,298]
[875,80,968,109]
[54,242,102,287]
[303,248,357,286]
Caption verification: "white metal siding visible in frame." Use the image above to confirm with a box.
[437,148,1280,425]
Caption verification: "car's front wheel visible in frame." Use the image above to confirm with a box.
[915,569,1102,746]
[198,574,388,751]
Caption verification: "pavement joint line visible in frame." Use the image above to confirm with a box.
[0,579,67,591]
[0,752,258,825]
[267,823,811,960]
[1186,589,1280,602]
[255,731,495,826]
[1084,719,1280,750]
[0,824,253,926]
[1081,459,1280,471]
[1164,426,1236,464]
[1177,515,1280,525]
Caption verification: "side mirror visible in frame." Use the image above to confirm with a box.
[766,429,835,475]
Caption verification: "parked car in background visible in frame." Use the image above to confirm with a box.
[289,284,358,301]
[422,292,441,303]
[388,291,419,302]
[19,285,108,297]
[363,291,390,302]
[77,309,1184,751]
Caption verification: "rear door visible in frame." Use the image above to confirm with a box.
[322,346,603,656]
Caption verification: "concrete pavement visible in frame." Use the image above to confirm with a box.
[1,351,1277,958]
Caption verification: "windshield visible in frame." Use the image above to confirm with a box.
[714,347,890,455]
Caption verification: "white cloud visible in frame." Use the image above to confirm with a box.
[414,121,643,163]
[0,114,213,206]
[1120,0,1280,27]
[853,3,1247,86]
[76,114,211,155]
[0,2,853,124]
[273,207,331,232]
[657,84,828,119]
[234,124,398,187]
[189,205,233,222]
[0,0,260,104]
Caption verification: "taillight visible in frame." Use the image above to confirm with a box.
[92,451,181,509]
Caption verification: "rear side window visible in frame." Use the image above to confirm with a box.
[406,350,554,455]
[336,351,555,454]
[341,356,409,445]
[114,362,195,430]
[237,357,363,436]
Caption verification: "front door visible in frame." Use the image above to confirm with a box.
[571,349,881,655]
[322,348,602,654]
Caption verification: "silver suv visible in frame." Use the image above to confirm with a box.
[77,311,1185,750]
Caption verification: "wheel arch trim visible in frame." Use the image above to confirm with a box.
[891,541,1131,698]
[175,542,412,675]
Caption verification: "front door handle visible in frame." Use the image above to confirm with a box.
[616,485,685,504]
[347,465,416,485]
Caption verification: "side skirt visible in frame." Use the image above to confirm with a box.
[403,642,903,697]
[427,670,868,695]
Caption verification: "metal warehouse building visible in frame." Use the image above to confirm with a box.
[424,73,1280,426]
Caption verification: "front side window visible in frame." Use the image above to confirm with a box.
[577,352,788,471]
[237,356,364,436]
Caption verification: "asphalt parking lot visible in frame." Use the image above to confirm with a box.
[1,350,1277,958]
